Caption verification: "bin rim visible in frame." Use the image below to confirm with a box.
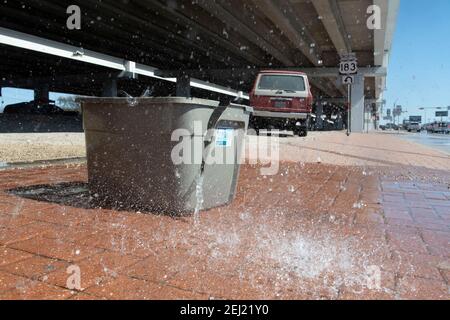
[228,103,253,114]
[77,97,253,111]
[76,96,221,107]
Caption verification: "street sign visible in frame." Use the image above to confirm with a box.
[409,116,422,123]
[342,75,354,85]
[386,109,391,117]
[393,105,402,116]
[339,53,358,75]
[340,53,357,137]
[339,60,358,75]
[436,111,448,117]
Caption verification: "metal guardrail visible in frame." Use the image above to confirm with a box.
[0,27,249,99]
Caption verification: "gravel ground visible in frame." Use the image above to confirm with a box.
[0,133,86,163]
[1,131,449,173]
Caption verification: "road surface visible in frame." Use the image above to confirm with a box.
[398,132,450,155]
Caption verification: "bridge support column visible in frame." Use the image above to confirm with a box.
[315,100,323,130]
[102,79,117,97]
[34,84,49,102]
[176,75,191,97]
[350,75,365,133]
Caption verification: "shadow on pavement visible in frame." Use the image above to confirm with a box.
[7,182,189,219]
[0,114,83,133]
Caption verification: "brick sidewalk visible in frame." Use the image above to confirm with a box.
[0,159,449,300]
[273,132,450,171]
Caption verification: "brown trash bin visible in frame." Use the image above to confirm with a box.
[80,97,252,214]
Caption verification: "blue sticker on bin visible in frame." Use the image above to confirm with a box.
[215,128,233,147]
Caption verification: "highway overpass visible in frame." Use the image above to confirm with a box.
[0,0,399,132]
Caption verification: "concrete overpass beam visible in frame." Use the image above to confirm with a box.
[312,0,351,55]
[254,0,321,66]
[196,0,293,66]
[350,75,365,133]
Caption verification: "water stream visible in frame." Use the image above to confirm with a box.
[193,174,204,226]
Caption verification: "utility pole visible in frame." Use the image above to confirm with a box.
[392,99,399,125]
[347,83,351,136]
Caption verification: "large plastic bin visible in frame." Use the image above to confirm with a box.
[80,97,252,213]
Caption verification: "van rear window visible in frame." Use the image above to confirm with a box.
[258,75,306,91]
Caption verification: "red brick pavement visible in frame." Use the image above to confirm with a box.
[0,162,448,300]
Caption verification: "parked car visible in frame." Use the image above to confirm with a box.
[406,122,421,132]
[429,121,450,134]
[3,99,64,115]
[424,122,434,132]
[383,123,399,130]
[249,70,313,136]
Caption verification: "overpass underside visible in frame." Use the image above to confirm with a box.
[0,0,399,132]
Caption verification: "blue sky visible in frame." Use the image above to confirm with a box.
[384,0,450,123]
[0,89,72,112]
[1,0,450,121]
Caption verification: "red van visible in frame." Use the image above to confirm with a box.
[249,70,313,136]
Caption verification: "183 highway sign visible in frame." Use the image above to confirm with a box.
[339,60,358,75]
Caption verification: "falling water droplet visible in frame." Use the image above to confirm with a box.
[193,175,204,226]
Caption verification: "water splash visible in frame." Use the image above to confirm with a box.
[127,97,138,107]
[193,175,204,226]
[352,201,366,209]
[180,213,392,298]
